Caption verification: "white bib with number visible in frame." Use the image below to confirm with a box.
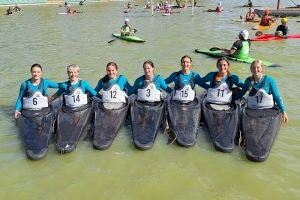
[206,82,232,104]
[247,89,274,109]
[23,91,48,110]
[172,85,195,102]
[101,85,127,103]
[137,83,161,102]
[64,88,88,107]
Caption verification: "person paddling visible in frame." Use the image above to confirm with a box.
[120,18,136,36]
[223,30,251,59]
[259,9,275,26]
[275,17,289,38]
[245,7,259,21]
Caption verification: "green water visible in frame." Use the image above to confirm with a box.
[0,1,299,199]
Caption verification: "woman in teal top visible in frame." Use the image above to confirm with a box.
[238,60,288,123]
[202,57,244,103]
[50,64,97,105]
[165,55,207,90]
[131,60,172,96]
[94,62,132,96]
[165,55,207,102]
[15,63,59,119]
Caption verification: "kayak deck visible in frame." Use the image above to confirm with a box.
[194,49,273,66]
[252,23,276,31]
[251,33,300,41]
[112,33,145,43]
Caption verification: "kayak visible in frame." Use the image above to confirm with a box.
[194,49,273,66]
[250,33,300,41]
[252,23,275,31]
[112,33,145,43]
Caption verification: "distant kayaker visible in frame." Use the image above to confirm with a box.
[238,60,288,123]
[245,7,259,21]
[207,2,223,12]
[6,6,13,15]
[144,1,151,9]
[246,0,253,7]
[259,9,275,26]
[223,30,251,59]
[66,5,76,14]
[13,4,21,11]
[275,17,288,38]
[120,18,136,36]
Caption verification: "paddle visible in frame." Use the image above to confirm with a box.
[209,47,224,51]
[267,64,283,68]
[108,39,116,43]
[255,31,263,36]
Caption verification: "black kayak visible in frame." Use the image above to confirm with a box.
[242,107,281,162]
[166,98,201,147]
[55,103,93,154]
[202,100,240,153]
[18,106,55,160]
[131,98,166,150]
[93,100,129,150]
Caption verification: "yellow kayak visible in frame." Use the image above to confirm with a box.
[252,23,275,31]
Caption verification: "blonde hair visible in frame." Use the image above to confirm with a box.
[67,64,80,73]
[250,60,264,71]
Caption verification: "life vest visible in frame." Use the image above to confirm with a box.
[22,79,48,110]
[64,80,88,107]
[260,16,271,26]
[137,76,162,102]
[247,77,274,109]
[233,41,250,59]
[101,84,127,103]
[206,82,232,104]
[172,71,196,102]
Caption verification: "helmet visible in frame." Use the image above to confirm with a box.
[239,30,249,40]
[218,2,222,6]
[281,17,288,23]
[124,18,129,22]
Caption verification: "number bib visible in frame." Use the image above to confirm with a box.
[247,89,274,109]
[206,82,232,104]
[172,85,195,102]
[64,88,88,107]
[23,91,48,110]
[137,83,161,102]
[101,85,127,103]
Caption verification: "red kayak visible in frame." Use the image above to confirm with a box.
[250,34,300,41]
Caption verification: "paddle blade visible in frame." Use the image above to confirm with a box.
[209,47,223,51]
[267,63,283,67]
[255,31,263,36]
[108,39,116,43]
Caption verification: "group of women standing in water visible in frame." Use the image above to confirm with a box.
[15,55,288,161]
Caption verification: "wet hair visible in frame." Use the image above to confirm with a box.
[67,64,79,73]
[250,59,264,71]
[106,62,118,70]
[216,57,231,75]
[180,55,192,63]
[143,60,154,68]
[31,63,42,72]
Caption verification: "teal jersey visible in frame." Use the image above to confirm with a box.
[131,75,172,95]
[15,78,59,111]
